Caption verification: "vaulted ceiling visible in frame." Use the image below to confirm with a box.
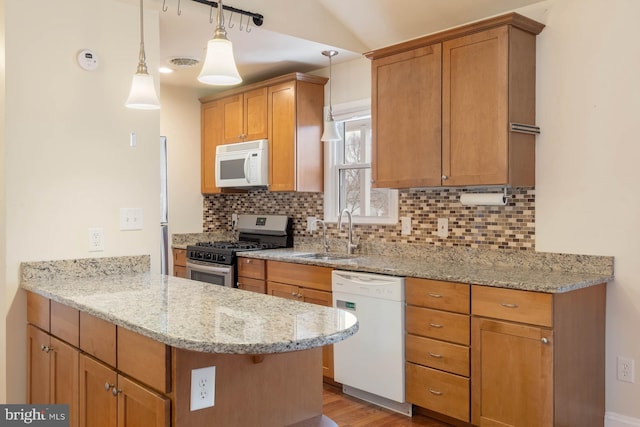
[146,0,545,91]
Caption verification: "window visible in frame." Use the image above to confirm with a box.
[324,100,398,224]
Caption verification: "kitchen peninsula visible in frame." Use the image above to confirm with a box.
[20,255,357,427]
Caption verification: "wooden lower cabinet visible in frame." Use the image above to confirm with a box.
[172,248,187,279]
[27,325,80,427]
[406,363,469,422]
[79,355,169,427]
[265,260,334,381]
[238,257,266,293]
[471,284,606,426]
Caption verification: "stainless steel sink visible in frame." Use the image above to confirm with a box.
[294,253,357,261]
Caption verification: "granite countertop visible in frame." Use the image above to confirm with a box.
[237,248,613,293]
[20,271,358,354]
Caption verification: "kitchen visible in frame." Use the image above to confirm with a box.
[1,0,640,426]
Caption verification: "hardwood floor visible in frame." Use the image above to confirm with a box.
[322,384,452,427]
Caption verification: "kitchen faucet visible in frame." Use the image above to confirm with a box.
[315,219,330,254]
[338,209,358,255]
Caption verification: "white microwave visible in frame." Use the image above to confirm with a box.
[215,139,269,188]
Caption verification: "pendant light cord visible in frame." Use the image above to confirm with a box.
[136,0,149,74]
[328,53,333,119]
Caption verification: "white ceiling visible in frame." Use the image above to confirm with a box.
[149,0,545,92]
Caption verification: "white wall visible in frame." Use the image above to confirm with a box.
[0,0,7,405]
[2,0,160,402]
[518,0,640,421]
[159,84,203,245]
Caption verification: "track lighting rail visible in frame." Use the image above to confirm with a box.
[190,0,264,27]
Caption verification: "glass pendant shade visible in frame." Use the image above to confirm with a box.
[197,37,242,85]
[126,72,160,110]
[321,117,341,142]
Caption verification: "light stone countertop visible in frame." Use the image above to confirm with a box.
[237,248,613,293]
[20,271,358,354]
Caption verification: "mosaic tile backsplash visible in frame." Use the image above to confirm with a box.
[203,188,535,250]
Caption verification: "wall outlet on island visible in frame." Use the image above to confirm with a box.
[190,366,215,411]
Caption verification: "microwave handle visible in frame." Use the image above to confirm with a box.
[244,153,251,183]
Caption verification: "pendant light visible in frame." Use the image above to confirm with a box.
[198,0,242,86]
[321,50,341,142]
[125,0,160,110]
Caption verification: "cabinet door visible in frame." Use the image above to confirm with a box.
[117,375,169,427]
[301,288,335,380]
[201,100,224,194]
[221,94,244,143]
[50,336,79,427]
[238,277,266,294]
[268,81,297,191]
[27,325,50,404]
[267,282,299,300]
[371,44,442,188]
[471,317,553,426]
[243,87,268,141]
[79,355,117,427]
[442,26,509,186]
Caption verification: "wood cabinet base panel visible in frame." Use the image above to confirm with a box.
[172,347,323,427]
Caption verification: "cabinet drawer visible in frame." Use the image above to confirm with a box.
[50,301,79,347]
[238,277,266,294]
[238,258,266,280]
[406,278,470,313]
[406,306,470,345]
[406,363,469,422]
[406,334,469,377]
[27,292,50,332]
[267,260,332,292]
[117,328,171,394]
[472,285,553,327]
[80,312,117,367]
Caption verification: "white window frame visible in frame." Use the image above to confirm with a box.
[323,99,399,225]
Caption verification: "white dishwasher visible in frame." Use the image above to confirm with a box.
[332,270,412,416]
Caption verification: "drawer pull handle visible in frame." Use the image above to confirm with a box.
[428,352,443,359]
[501,303,519,309]
[541,337,550,344]
[428,293,442,299]
[429,388,443,396]
[429,323,443,329]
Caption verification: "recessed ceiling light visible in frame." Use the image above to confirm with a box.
[168,57,200,68]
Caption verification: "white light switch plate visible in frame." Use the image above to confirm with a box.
[120,208,143,230]
[437,218,449,238]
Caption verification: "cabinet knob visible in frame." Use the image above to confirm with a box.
[104,382,114,391]
[291,292,297,297]
[112,387,122,396]
[541,337,550,344]
[441,175,448,180]
[41,345,53,353]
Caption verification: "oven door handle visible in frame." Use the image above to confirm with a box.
[187,262,231,273]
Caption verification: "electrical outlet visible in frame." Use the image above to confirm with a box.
[88,228,104,252]
[307,216,317,232]
[190,366,215,411]
[437,218,449,238]
[231,213,238,230]
[401,216,411,236]
[617,356,635,383]
[120,208,143,230]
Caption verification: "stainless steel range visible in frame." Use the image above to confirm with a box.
[185,214,292,287]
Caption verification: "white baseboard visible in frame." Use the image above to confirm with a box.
[606,412,640,427]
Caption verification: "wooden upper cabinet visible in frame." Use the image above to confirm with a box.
[221,88,268,144]
[371,44,442,188]
[268,78,325,192]
[366,13,544,189]
[200,73,326,194]
[201,99,224,194]
[442,25,537,186]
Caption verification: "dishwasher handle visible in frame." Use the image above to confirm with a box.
[333,271,402,286]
